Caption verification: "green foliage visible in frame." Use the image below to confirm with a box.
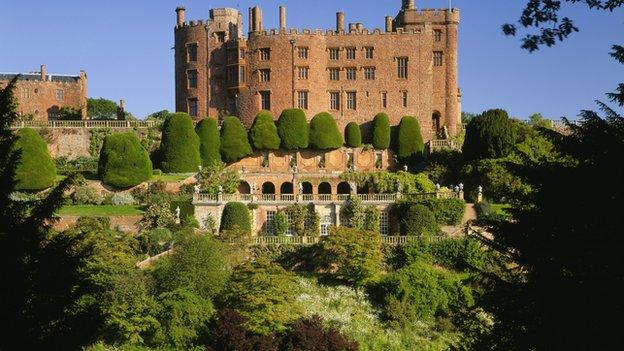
[55,155,99,174]
[340,197,380,232]
[220,116,253,163]
[396,116,424,165]
[398,204,439,236]
[279,203,319,236]
[195,118,222,166]
[309,112,343,150]
[414,198,466,225]
[249,111,280,150]
[219,202,251,233]
[424,150,463,185]
[340,171,435,193]
[159,113,201,173]
[89,128,112,157]
[72,186,104,205]
[98,132,152,188]
[462,109,517,161]
[14,128,56,190]
[277,109,309,149]
[372,113,391,149]
[88,98,118,120]
[399,237,488,271]
[57,106,83,120]
[198,161,240,195]
[272,212,288,236]
[141,198,176,230]
[146,110,170,121]
[461,158,532,202]
[345,122,362,148]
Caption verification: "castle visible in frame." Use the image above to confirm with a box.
[174,0,461,141]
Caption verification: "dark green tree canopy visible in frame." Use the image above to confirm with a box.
[309,112,343,150]
[372,113,391,149]
[462,109,517,161]
[345,122,362,148]
[219,202,251,233]
[14,128,56,190]
[220,116,252,163]
[195,118,222,166]
[98,132,152,188]
[159,112,201,173]
[277,109,309,150]
[87,98,117,120]
[249,111,280,150]
[396,116,424,164]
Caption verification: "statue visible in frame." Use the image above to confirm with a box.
[403,165,408,172]
[175,206,181,221]
[478,185,483,194]
[299,182,303,193]
[436,183,441,191]
[218,185,223,194]
[459,183,464,191]
[395,180,402,193]
[193,184,201,194]
[442,125,449,139]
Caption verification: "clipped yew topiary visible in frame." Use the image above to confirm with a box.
[345,122,362,148]
[400,204,439,236]
[14,128,56,190]
[277,109,309,150]
[98,132,152,188]
[372,113,391,149]
[195,118,222,166]
[220,116,253,163]
[160,112,201,173]
[219,202,251,233]
[396,116,425,164]
[250,110,280,150]
[462,108,517,161]
[309,112,343,150]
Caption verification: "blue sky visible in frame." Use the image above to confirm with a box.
[0,0,621,120]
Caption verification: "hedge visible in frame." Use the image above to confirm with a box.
[345,122,362,148]
[396,116,424,165]
[416,198,466,226]
[309,112,343,150]
[219,202,251,233]
[250,111,281,150]
[399,204,439,236]
[277,109,309,149]
[14,128,56,190]
[98,132,152,188]
[220,116,253,163]
[462,108,516,161]
[160,112,201,173]
[372,113,391,149]
[195,118,222,166]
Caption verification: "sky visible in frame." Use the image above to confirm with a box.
[0,0,622,120]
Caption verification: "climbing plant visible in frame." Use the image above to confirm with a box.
[340,197,381,232]
[89,128,112,157]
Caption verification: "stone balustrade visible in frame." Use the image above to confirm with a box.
[10,120,157,129]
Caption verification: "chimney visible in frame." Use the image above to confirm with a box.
[385,16,393,32]
[40,64,46,81]
[116,100,126,121]
[279,6,286,31]
[249,7,254,32]
[348,23,356,33]
[336,12,345,33]
[175,6,186,27]
[356,23,363,32]
[252,7,263,32]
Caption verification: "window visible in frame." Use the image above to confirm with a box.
[239,48,245,59]
[259,69,271,82]
[187,43,198,62]
[239,66,246,83]
[227,98,237,115]
[318,153,326,169]
[381,92,387,109]
[320,215,333,236]
[266,211,276,235]
[375,151,383,169]
[434,29,443,42]
[297,91,308,109]
[262,152,270,168]
[364,47,374,59]
[56,89,64,101]
[346,47,356,60]
[285,212,295,236]
[402,91,408,108]
[330,92,340,110]
[380,212,389,235]
[434,51,444,66]
[346,68,357,80]
[260,48,271,61]
[188,99,198,117]
[215,32,226,43]
[260,91,271,110]
[397,57,408,78]
[187,70,198,88]
[329,48,340,60]
[227,67,238,85]
[298,47,309,59]
[21,88,30,99]
[329,68,340,81]
[298,66,309,80]
[364,67,376,80]
[346,91,357,110]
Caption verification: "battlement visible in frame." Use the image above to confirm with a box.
[249,27,423,39]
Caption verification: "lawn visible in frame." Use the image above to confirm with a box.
[490,203,512,217]
[58,205,145,216]
[150,173,195,183]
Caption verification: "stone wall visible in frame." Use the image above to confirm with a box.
[53,215,142,233]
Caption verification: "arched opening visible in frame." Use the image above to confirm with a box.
[318,182,332,195]
[301,182,313,194]
[357,183,371,194]
[238,181,251,194]
[262,182,276,194]
[280,182,294,194]
[337,182,351,194]
[432,111,442,135]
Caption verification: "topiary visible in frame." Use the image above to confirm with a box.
[462,108,517,161]
[277,109,309,150]
[195,118,222,166]
[159,112,201,173]
[345,122,362,148]
[219,202,251,233]
[309,112,343,150]
[98,132,152,188]
[13,128,56,190]
[400,204,439,236]
[250,111,281,150]
[220,116,253,163]
[372,113,391,149]
[396,116,424,165]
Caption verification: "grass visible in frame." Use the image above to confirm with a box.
[490,203,512,217]
[150,173,195,183]
[58,205,145,216]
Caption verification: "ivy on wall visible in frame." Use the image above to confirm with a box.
[275,203,320,237]
[340,197,380,232]
[88,128,111,157]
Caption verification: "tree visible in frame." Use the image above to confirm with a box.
[281,315,359,351]
[98,132,152,188]
[372,113,391,149]
[462,109,516,161]
[220,116,253,163]
[87,98,118,120]
[345,122,362,148]
[195,118,222,166]
[309,112,343,150]
[57,106,83,120]
[13,128,56,190]
[398,204,439,237]
[219,202,251,233]
[198,162,240,195]
[146,109,170,121]
[159,112,201,173]
[277,109,309,149]
[396,116,424,165]
[250,111,280,150]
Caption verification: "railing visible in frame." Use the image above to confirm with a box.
[10,120,157,129]
[428,139,460,152]
[250,235,431,246]
[193,191,461,204]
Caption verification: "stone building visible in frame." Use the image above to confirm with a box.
[0,65,87,120]
[174,0,461,141]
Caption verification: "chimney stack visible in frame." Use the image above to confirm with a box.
[279,6,286,31]
[40,64,46,81]
[348,23,356,33]
[175,6,186,27]
[250,6,263,32]
[356,23,363,32]
[249,7,254,33]
[336,12,345,33]
[385,16,393,32]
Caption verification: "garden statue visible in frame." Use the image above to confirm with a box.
[478,185,483,194]
[194,184,201,194]
[299,182,303,193]
[395,179,402,193]
[436,183,441,191]
[218,185,223,194]
[403,165,408,172]
[175,206,181,222]
[459,183,464,191]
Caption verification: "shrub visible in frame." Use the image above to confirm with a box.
[309,112,343,150]
[13,128,56,190]
[462,108,517,161]
[220,116,253,163]
[345,122,362,148]
[219,202,251,233]
[417,198,466,225]
[282,315,359,351]
[72,186,104,205]
[110,193,136,206]
[396,116,424,165]
[272,212,288,236]
[195,118,222,166]
[372,113,391,149]
[399,204,439,236]
[159,112,201,173]
[277,109,309,149]
[152,169,163,176]
[249,111,280,150]
[141,197,176,229]
[98,132,152,188]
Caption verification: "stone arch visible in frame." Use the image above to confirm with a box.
[337,182,351,194]
[262,182,276,194]
[238,181,251,194]
[280,182,294,194]
[318,182,332,194]
[301,181,313,194]
[432,111,442,134]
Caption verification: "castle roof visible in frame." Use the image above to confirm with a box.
[0,73,81,83]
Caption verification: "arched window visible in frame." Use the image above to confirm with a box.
[262,182,276,194]
[432,111,442,134]
[238,181,251,194]
[301,182,313,194]
[337,182,351,194]
[318,182,332,194]
[280,182,294,194]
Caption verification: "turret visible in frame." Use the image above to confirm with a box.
[279,6,286,31]
[175,6,186,27]
[40,64,46,81]
[402,0,415,10]
[249,6,263,33]
[385,16,393,32]
[336,12,345,33]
